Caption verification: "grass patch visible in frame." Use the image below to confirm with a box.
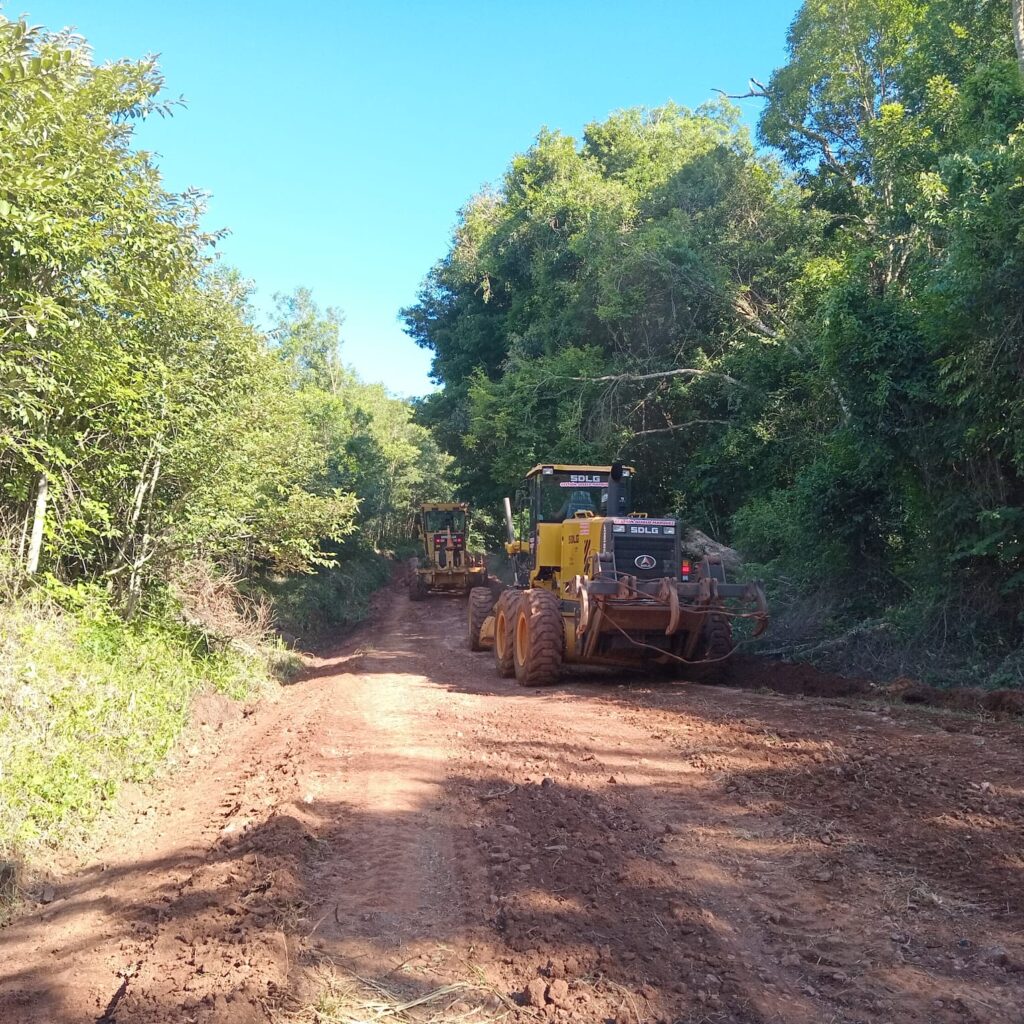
[0,584,269,863]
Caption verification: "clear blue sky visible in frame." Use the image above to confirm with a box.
[20,0,798,397]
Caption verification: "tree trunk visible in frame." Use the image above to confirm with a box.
[126,455,161,615]
[26,472,48,574]
[1014,0,1024,75]
[127,454,153,533]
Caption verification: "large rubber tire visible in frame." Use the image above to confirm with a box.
[689,611,733,683]
[513,588,564,687]
[409,575,427,602]
[494,590,523,678]
[468,587,495,651]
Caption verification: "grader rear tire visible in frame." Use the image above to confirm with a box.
[409,575,427,602]
[689,611,733,683]
[468,587,495,651]
[513,588,563,686]
[494,590,523,678]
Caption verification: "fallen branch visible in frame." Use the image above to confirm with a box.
[478,784,517,801]
[561,367,739,386]
[756,619,893,659]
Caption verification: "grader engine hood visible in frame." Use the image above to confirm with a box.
[605,518,679,581]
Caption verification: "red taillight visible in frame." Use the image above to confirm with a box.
[681,560,692,577]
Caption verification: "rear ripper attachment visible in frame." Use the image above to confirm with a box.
[569,520,768,671]
[470,462,768,686]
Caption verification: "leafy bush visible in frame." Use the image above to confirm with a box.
[260,547,396,643]
[0,17,451,874]
[0,586,268,859]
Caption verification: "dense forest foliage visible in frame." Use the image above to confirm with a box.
[2,0,1023,867]
[404,0,1024,683]
[0,18,446,855]
[0,19,446,615]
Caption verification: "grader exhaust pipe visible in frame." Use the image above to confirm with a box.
[606,461,625,516]
[503,496,516,544]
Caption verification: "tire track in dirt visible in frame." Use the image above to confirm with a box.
[1,582,1022,1024]
[296,609,489,973]
[448,684,825,1023]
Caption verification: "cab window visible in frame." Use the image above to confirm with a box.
[424,510,465,532]
[534,472,630,521]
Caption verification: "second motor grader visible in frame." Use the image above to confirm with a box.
[409,501,488,600]
[467,463,768,684]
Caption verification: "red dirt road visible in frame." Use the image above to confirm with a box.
[1,584,1023,1023]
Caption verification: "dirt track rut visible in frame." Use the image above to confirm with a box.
[1,583,1023,1024]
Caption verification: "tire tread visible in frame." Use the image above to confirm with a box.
[468,587,494,651]
[514,588,563,686]
[494,590,522,678]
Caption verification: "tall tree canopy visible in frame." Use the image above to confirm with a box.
[404,0,1024,664]
[0,18,445,611]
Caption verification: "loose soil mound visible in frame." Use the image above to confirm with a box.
[728,655,1024,717]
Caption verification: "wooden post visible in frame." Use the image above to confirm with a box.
[26,472,48,574]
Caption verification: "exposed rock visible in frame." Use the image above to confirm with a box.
[525,978,548,1007]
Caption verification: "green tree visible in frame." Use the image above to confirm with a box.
[405,1,1024,674]
[0,20,363,600]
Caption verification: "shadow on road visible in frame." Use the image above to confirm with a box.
[3,589,1022,1024]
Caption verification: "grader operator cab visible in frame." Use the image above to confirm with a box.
[409,501,488,600]
[467,463,768,685]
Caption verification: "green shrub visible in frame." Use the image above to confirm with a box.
[259,546,395,642]
[0,586,265,859]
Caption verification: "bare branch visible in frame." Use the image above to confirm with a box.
[715,88,765,101]
[561,368,739,386]
[624,420,730,441]
[713,77,770,102]
[732,293,779,339]
[717,78,852,182]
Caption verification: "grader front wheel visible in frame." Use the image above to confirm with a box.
[513,589,563,687]
[494,590,523,678]
[468,587,495,651]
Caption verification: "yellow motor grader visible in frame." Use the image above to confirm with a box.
[409,501,488,600]
[467,463,768,685]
